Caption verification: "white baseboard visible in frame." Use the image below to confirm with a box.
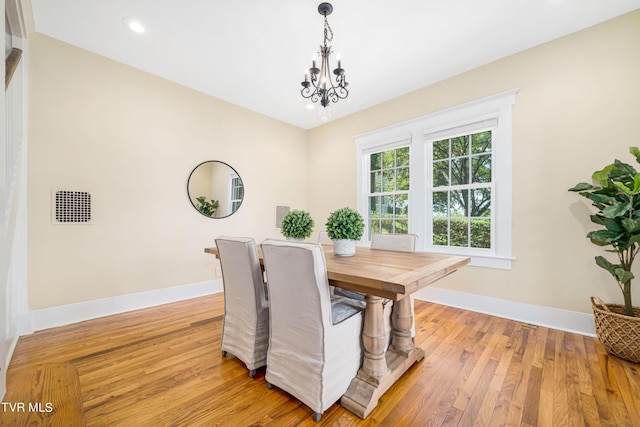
[415,287,596,337]
[25,281,596,338]
[28,279,223,333]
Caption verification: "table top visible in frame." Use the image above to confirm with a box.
[205,244,469,301]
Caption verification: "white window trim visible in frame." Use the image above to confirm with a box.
[355,89,518,269]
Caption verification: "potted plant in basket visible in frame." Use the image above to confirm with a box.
[325,207,365,256]
[281,209,315,241]
[568,146,640,363]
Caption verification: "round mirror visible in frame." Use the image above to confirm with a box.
[187,161,244,218]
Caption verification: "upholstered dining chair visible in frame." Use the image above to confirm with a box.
[215,236,269,378]
[260,239,363,422]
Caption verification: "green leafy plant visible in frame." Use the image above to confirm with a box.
[195,196,219,217]
[325,207,365,241]
[281,209,315,239]
[568,146,640,317]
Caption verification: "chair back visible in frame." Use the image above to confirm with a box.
[317,230,332,244]
[215,236,269,370]
[261,239,333,341]
[371,233,417,252]
[215,236,267,318]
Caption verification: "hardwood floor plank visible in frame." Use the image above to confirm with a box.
[2,293,640,426]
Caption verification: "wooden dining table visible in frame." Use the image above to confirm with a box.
[204,243,470,419]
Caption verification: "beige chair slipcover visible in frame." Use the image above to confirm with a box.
[260,239,363,422]
[216,236,269,377]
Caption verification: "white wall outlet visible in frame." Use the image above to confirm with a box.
[215,267,222,277]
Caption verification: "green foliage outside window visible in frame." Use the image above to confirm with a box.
[431,130,493,249]
[369,146,410,237]
[433,218,491,248]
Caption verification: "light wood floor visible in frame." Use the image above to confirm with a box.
[2,293,639,426]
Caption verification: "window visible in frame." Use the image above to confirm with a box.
[367,146,410,238]
[356,90,517,269]
[429,129,493,250]
[230,175,243,212]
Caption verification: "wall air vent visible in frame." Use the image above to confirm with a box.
[52,190,93,224]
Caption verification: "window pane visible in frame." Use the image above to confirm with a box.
[371,171,382,193]
[394,220,409,234]
[381,219,394,234]
[471,218,491,248]
[395,194,408,218]
[471,154,492,183]
[450,218,469,247]
[451,158,469,186]
[381,195,394,216]
[433,160,449,187]
[433,139,449,160]
[370,152,382,171]
[369,196,381,218]
[382,150,395,169]
[471,131,492,154]
[382,169,395,192]
[471,188,491,218]
[451,135,469,157]
[450,190,469,217]
[433,217,448,246]
[432,191,448,215]
[397,167,409,191]
[396,147,410,166]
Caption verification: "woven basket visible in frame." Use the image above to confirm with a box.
[591,296,640,363]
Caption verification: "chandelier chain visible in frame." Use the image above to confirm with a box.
[323,16,333,45]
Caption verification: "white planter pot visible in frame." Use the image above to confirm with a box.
[332,239,356,256]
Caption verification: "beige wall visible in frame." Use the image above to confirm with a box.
[27,11,640,316]
[28,34,308,310]
[307,10,640,314]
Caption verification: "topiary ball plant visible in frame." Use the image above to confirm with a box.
[325,207,365,241]
[281,209,315,240]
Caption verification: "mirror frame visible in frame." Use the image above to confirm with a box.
[187,160,244,219]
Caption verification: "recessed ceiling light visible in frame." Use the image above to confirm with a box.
[122,18,145,34]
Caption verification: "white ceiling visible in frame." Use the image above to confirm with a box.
[30,0,640,130]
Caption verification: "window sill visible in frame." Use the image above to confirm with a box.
[421,248,515,270]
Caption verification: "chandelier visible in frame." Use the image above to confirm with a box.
[301,2,349,108]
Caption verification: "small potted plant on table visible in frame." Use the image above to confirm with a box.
[280,209,315,241]
[325,207,365,256]
[568,146,640,363]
